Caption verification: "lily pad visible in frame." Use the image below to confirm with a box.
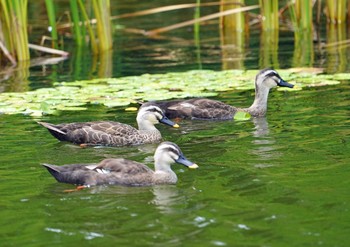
[234,111,251,121]
[0,69,348,116]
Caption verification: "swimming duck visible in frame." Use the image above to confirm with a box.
[38,105,179,146]
[42,141,198,187]
[143,68,294,120]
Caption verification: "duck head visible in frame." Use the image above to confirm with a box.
[154,142,198,171]
[137,104,179,129]
[256,68,294,90]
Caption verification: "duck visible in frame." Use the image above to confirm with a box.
[42,141,198,188]
[142,68,294,120]
[38,104,179,146]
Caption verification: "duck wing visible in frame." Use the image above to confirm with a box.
[92,158,155,186]
[38,121,140,146]
[43,158,154,186]
[154,98,237,120]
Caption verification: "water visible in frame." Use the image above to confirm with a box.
[1,1,350,246]
[1,83,349,246]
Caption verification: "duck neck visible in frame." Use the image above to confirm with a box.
[137,120,162,142]
[153,160,177,184]
[137,119,159,132]
[246,84,270,117]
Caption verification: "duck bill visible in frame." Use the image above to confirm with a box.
[277,79,294,88]
[160,116,180,128]
[176,155,198,169]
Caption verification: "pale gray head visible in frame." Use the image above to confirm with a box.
[137,105,179,128]
[154,142,198,169]
[256,68,294,90]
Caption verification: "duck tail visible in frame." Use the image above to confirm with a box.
[42,163,64,182]
[37,122,67,141]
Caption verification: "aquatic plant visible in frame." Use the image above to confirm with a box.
[0,69,345,117]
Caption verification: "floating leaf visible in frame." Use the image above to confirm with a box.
[55,105,88,111]
[234,111,251,121]
[0,69,347,116]
[125,107,138,111]
[103,101,131,107]
[333,73,350,80]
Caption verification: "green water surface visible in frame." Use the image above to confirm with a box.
[1,83,349,246]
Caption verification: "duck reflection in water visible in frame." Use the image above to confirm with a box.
[150,185,185,214]
[250,117,280,165]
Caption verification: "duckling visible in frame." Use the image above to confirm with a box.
[42,141,198,187]
[38,105,179,146]
[143,68,294,120]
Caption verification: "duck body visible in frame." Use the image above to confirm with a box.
[38,105,179,146]
[145,68,294,120]
[43,142,198,187]
[151,98,238,120]
[38,121,161,146]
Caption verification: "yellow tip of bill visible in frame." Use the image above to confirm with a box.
[173,124,180,128]
[188,163,199,169]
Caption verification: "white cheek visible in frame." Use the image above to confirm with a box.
[146,114,157,123]
[266,78,278,88]
[169,153,179,161]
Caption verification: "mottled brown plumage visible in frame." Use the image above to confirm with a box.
[42,142,198,187]
[38,105,179,146]
[144,69,294,120]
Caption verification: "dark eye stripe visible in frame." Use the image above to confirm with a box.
[264,71,281,80]
[146,107,164,116]
[161,142,182,156]
[163,147,180,156]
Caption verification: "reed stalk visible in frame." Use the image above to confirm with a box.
[45,0,58,49]
[259,30,279,68]
[301,0,312,30]
[220,0,245,32]
[92,0,112,51]
[288,0,313,31]
[220,0,246,69]
[0,0,29,63]
[259,0,279,30]
[69,0,83,46]
[194,0,202,69]
[0,0,14,57]
[326,0,347,23]
[77,0,98,54]
[326,23,347,72]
